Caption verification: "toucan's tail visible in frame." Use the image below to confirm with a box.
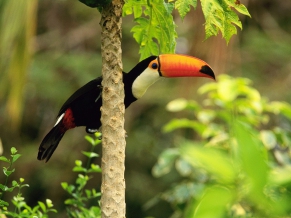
[38,125,64,162]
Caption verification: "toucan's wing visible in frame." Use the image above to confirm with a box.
[57,77,102,117]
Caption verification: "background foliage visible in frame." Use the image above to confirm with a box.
[1,0,291,217]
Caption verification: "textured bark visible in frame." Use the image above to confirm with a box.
[99,0,125,217]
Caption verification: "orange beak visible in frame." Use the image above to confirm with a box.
[158,54,215,80]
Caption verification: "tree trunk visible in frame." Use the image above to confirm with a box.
[99,0,125,217]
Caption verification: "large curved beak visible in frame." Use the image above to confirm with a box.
[158,54,215,80]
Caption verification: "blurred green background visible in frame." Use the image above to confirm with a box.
[0,0,291,217]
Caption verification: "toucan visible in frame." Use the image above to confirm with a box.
[38,54,215,162]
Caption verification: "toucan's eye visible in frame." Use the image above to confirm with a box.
[151,63,158,69]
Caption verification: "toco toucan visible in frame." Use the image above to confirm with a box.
[38,54,215,162]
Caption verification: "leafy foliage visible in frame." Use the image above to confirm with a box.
[173,0,198,20]
[123,0,250,59]
[62,132,102,218]
[151,75,291,217]
[0,134,102,218]
[123,0,177,60]
[0,147,57,217]
[200,0,251,42]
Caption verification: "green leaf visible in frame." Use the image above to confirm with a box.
[180,143,236,183]
[224,0,251,17]
[163,118,206,134]
[0,199,9,207]
[197,110,216,124]
[10,147,17,155]
[12,180,19,187]
[200,0,250,43]
[269,167,291,186]
[38,201,46,213]
[234,123,271,208]
[267,101,291,120]
[197,82,217,95]
[123,0,147,17]
[61,182,76,194]
[175,0,197,20]
[82,151,99,158]
[126,0,177,60]
[166,98,200,112]
[85,189,92,198]
[166,98,188,112]
[46,199,54,208]
[85,135,95,145]
[190,186,233,218]
[73,166,87,173]
[3,167,15,176]
[12,154,21,163]
[0,184,6,191]
[0,156,9,163]
[88,163,102,173]
[75,160,82,166]
[152,148,179,177]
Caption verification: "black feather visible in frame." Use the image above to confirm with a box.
[38,124,64,162]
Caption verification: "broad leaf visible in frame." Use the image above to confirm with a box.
[200,0,251,43]
[124,0,177,60]
[175,0,197,20]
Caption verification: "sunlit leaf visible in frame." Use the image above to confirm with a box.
[163,118,206,134]
[38,201,46,212]
[12,154,21,163]
[73,166,87,173]
[166,98,188,112]
[197,110,215,124]
[84,135,95,146]
[88,163,102,173]
[190,186,234,218]
[234,123,272,209]
[269,167,291,186]
[82,151,99,158]
[46,199,54,208]
[198,82,217,95]
[3,167,15,177]
[175,0,197,20]
[125,0,177,60]
[217,77,238,102]
[180,143,236,183]
[200,0,250,43]
[10,147,17,155]
[75,160,82,166]
[0,156,9,163]
[267,101,291,120]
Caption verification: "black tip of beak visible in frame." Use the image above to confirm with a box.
[200,65,216,80]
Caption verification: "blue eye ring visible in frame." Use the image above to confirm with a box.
[152,63,158,69]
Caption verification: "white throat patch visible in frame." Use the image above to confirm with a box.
[132,68,161,99]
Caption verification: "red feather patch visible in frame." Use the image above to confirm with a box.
[62,108,76,131]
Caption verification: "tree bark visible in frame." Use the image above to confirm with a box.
[99,0,125,217]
